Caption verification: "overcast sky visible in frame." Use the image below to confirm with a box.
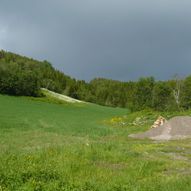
[0,0,191,81]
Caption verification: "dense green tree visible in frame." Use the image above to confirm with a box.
[133,77,155,110]
[152,82,173,111]
[181,76,191,109]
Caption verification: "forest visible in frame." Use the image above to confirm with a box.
[0,50,191,111]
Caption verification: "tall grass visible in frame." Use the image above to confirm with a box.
[1,95,191,190]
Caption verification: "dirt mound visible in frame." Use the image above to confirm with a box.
[129,116,191,140]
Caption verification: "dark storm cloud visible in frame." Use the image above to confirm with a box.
[0,0,191,81]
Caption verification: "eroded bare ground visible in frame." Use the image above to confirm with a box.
[129,116,191,140]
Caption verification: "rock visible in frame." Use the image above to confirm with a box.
[151,116,166,129]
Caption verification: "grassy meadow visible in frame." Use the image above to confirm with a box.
[1,94,191,190]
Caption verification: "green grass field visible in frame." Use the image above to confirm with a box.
[1,94,191,191]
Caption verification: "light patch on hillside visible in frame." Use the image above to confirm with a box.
[41,88,84,103]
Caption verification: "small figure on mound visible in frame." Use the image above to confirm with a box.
[151,116,166,129]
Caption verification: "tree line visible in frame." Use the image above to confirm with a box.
[0,50,191,111]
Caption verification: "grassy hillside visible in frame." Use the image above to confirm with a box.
[1,95,191,190]
[3,50,191,112]
[0,94,128,139]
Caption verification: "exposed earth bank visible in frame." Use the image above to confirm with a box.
[129,116,191,140]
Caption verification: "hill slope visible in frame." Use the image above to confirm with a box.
[0,94,127,137]
[3,50,191,111]
[1,95,191,190]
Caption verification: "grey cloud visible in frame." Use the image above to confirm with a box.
[0,0,191,81]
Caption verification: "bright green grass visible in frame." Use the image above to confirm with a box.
[1,95,191,191]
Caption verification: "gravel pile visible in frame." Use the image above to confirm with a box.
[129,116,191,140]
